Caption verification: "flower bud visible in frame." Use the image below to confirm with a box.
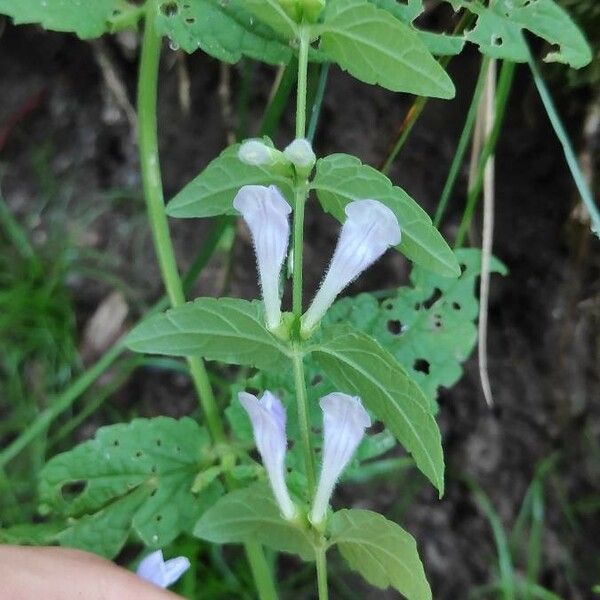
[239,391,297,520]
[233,185,291,330]
[238,139,280,166]
[136,550,190,589]
[301,199,401,335]
[283,138,316,173]
[310,393,371,525]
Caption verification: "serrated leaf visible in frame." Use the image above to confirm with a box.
[126,298,291,370]
[154,0,293,64]
[0,0,131,38]
[309,326,444,495]
[39,417,221,557]
[167,143,294,219]
[319,0,455,97]
[0,522,64,545]
[194,482,316,560]
[326,249,507,409]
[311,153,460,278]
[330,509,431,600]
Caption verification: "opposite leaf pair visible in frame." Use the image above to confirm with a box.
[239,390,370,525]
[233,167,401,335]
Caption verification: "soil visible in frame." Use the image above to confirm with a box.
[1,19,599,600]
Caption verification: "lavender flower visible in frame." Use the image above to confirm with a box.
[136,549,190,589]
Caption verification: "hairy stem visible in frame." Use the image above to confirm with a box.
[138,10,277,600]
[316,546,329,600]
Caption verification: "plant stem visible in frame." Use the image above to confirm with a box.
[137,10,277,600]
[137,6,224,444]
[296,26,310,138]
[292,182,307,317]
[307,63,330,142]
[292,351,316,495]
[316,547,329,600]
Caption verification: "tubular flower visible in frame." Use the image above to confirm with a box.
[239,390,297,520]
[136,550,190,589]
[301,199,401,334]
[238,138,278,166]
[310,393,371,525]
[233,185,291,330]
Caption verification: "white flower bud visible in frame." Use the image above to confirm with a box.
[283,138,316,170]
[301,199,401,334]
[239,391,297,520]
[136,550,190,589]
[310,393,371,525]
[238,139,277,166]
[233,185,291,330]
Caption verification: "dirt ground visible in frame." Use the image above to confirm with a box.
[1,20,599,599]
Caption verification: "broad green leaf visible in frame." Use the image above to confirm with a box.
[154,0,293,64]
[310,325,444,495]
[0,522,64,545]
[167,144,294,219]
[0,0,132,38]
[330,509,431,600]
[126,298,291,370]
[39,417,222,557]
[245,0,299,38]
[326,249,507,409]
[311,153,460,278]
[319,0,455,98]
[194,483,316,560]
[167,138,293,217]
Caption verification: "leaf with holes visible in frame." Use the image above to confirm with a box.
[461,0,591,68]
[309,326,444,496]
[126,298,291,370]
[154,0,293,64]
[312,153,460,278]
[319,0,455,97]
[329,509,431,600]
[325,248,507,410]
[0,0,135,38]
[38,417,222,558]
[194,482,316,560]
[166,143,294,219]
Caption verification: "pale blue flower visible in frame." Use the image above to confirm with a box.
[136,549,190,589]
[302,199,401,334]
[310,393,371,525]
[233,185,291,330]
[239,390,297,520]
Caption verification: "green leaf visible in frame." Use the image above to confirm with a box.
[126,298,290,370]
[194,483,316,560]
[39,417,222,558]
[325,248,507,409]
[0,522,64,545]
[329,509,431,600]
[311,153,460,278]
[462,0,592,68]
[0,0,131,39]
[244,0,299,38]
[167,143,294,219]
[309,326,444,495]
[319,0,455,97]
[154,0,293,64]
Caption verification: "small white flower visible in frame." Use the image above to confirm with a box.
[239,390,297,520]
[238,139,277,166]
[283,138,316,170]
[136,549,190,589]
[233,185,291,330]
[301,199,401,334]
[310,393,371,525]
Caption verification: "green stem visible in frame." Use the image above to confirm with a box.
[292,183,307,317]
[296,27,310,138]
[307,63,330,143]
[137,7,224,444]
[434,56,490,227]
[316,547,329,600]
[137,11,277,600]
[292,351,316,495]
[455,60,515,248]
